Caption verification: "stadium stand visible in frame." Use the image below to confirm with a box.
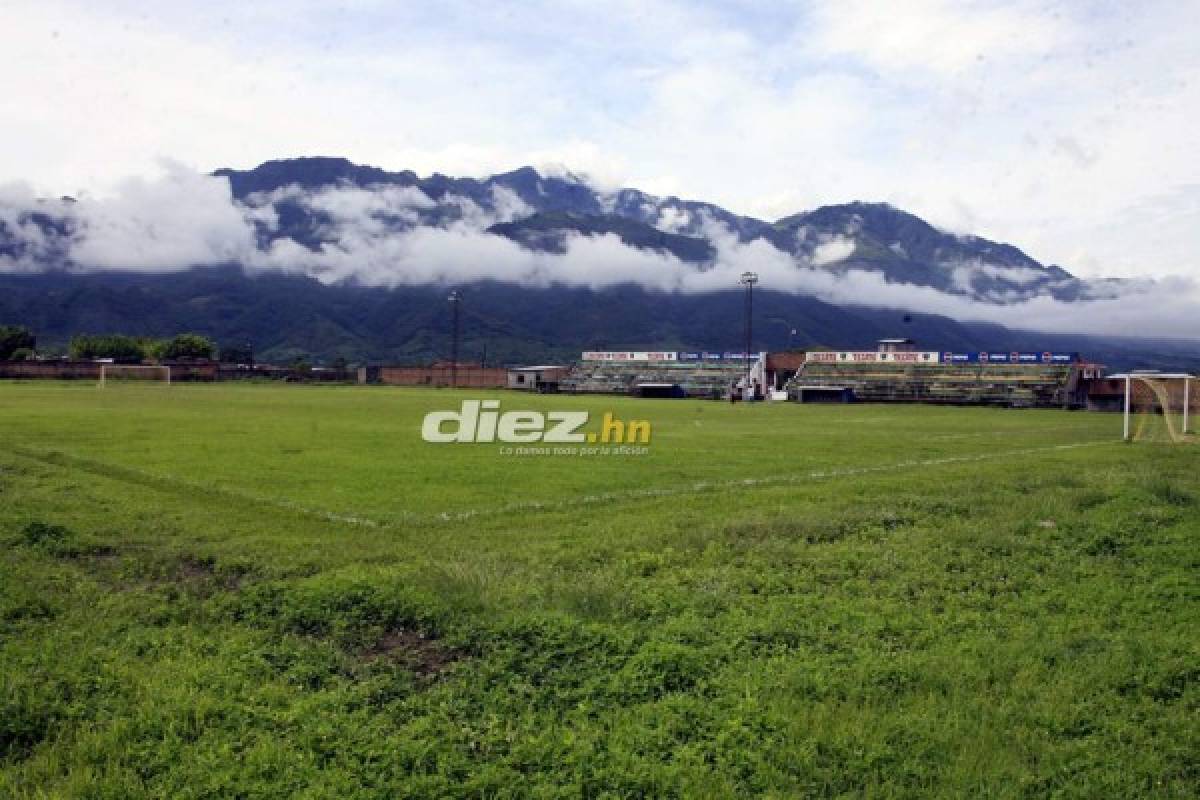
[557,343,1101,407]
[560,360,750,398]
[786,360,1086,408]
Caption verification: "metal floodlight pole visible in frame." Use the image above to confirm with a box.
[739,271,758,398]
[1184,376,1191,434]
[448,289,462,388]
[1123,374,1132,441]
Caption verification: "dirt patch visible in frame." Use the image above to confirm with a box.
[177,556,217,581]
[104,554,248,595]
[361,629,462,676]
[173,556,247,593]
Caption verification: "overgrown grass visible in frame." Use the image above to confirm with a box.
[1,382,1196,797]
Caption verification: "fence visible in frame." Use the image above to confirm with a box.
[0,361,355,383]
[367,366,508,388]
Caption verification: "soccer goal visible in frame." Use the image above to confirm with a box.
[1112,372,1194,443]
[98,364,171,387]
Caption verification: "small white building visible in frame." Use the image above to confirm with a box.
[877,338,917,353]
[507,365,570,391]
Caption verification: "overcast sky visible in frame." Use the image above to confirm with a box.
[3,0,1198,282]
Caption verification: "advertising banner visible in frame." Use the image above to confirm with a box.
[581,351,677,362]
[806,351,942,364]
[805,350,1079,366]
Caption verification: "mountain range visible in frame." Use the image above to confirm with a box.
[0,157,1194,370]
[211,157,1086,303]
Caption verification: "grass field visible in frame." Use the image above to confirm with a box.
[1,382,1197,797]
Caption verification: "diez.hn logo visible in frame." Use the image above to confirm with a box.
[421,400,651,444]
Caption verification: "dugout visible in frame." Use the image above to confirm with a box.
[636,382,686,399]
[792,385,855,403]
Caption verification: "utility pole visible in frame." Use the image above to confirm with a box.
[1123,374,1131,441]
[739,272,758,400]
[448,289,461,388]
[1184,376,1191,434]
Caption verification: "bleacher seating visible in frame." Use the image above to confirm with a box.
[560,361,748,398]
[787,362,1078,407]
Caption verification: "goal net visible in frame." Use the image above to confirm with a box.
[1119,373,1195,443]
[98,364,171,387]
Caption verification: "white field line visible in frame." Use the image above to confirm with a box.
[8,439,1115,531]
[429,440,1114,524]
[924,425,1106,441]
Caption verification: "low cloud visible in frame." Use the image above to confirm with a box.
[70,164,258,269]
[1,167,1197,340]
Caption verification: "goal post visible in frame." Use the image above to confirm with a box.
[1114,372,1194,442]
[98,364,172,387]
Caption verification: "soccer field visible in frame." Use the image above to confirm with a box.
[2,383,1197,797]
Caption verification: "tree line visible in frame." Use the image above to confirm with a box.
[0,325,36,361]
[0,325,226,363]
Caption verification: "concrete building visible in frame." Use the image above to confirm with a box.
[507,366,570,391]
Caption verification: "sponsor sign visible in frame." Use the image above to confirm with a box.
[949,351,1079,365]
[881,351,941,363]
[807,351,941,364]
[676,351,765,361]
[581,351,677,362]
[806,350,1079,366]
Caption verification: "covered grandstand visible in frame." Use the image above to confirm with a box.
[556,342,1106,408]
[787,343,1103,408]
[560,351,764,399]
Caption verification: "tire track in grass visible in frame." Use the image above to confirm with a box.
[6,444,401,529]
[8,439,1115,531]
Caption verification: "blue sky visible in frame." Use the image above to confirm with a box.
[4,0,1199,283]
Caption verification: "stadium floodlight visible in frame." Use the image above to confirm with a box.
[98,364,171,387]
[1109,371,1194,442]
[740,271,758,398]
[448,289,462,388]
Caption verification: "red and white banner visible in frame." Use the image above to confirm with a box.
[805,351,942,364]
[581,351,678,362]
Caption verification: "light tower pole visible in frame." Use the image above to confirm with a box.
[739,271,758,399]
[448,289,462,388]
[1184,376,1191,434]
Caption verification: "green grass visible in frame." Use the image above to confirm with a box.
[1,382,1197,797]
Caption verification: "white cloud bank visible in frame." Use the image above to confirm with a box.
[1,167,1197,339]
[3,0,1199,287]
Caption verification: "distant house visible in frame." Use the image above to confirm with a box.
[877,338,917,353]
[507,366,570,392]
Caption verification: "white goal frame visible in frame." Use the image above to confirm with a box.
[98,364,171,387]
[1111,371,1192,441]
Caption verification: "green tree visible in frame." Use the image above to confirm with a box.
[69,334,146,363]
[160,334,216,361]
[141,338,167,363]
[0,325,36,360]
